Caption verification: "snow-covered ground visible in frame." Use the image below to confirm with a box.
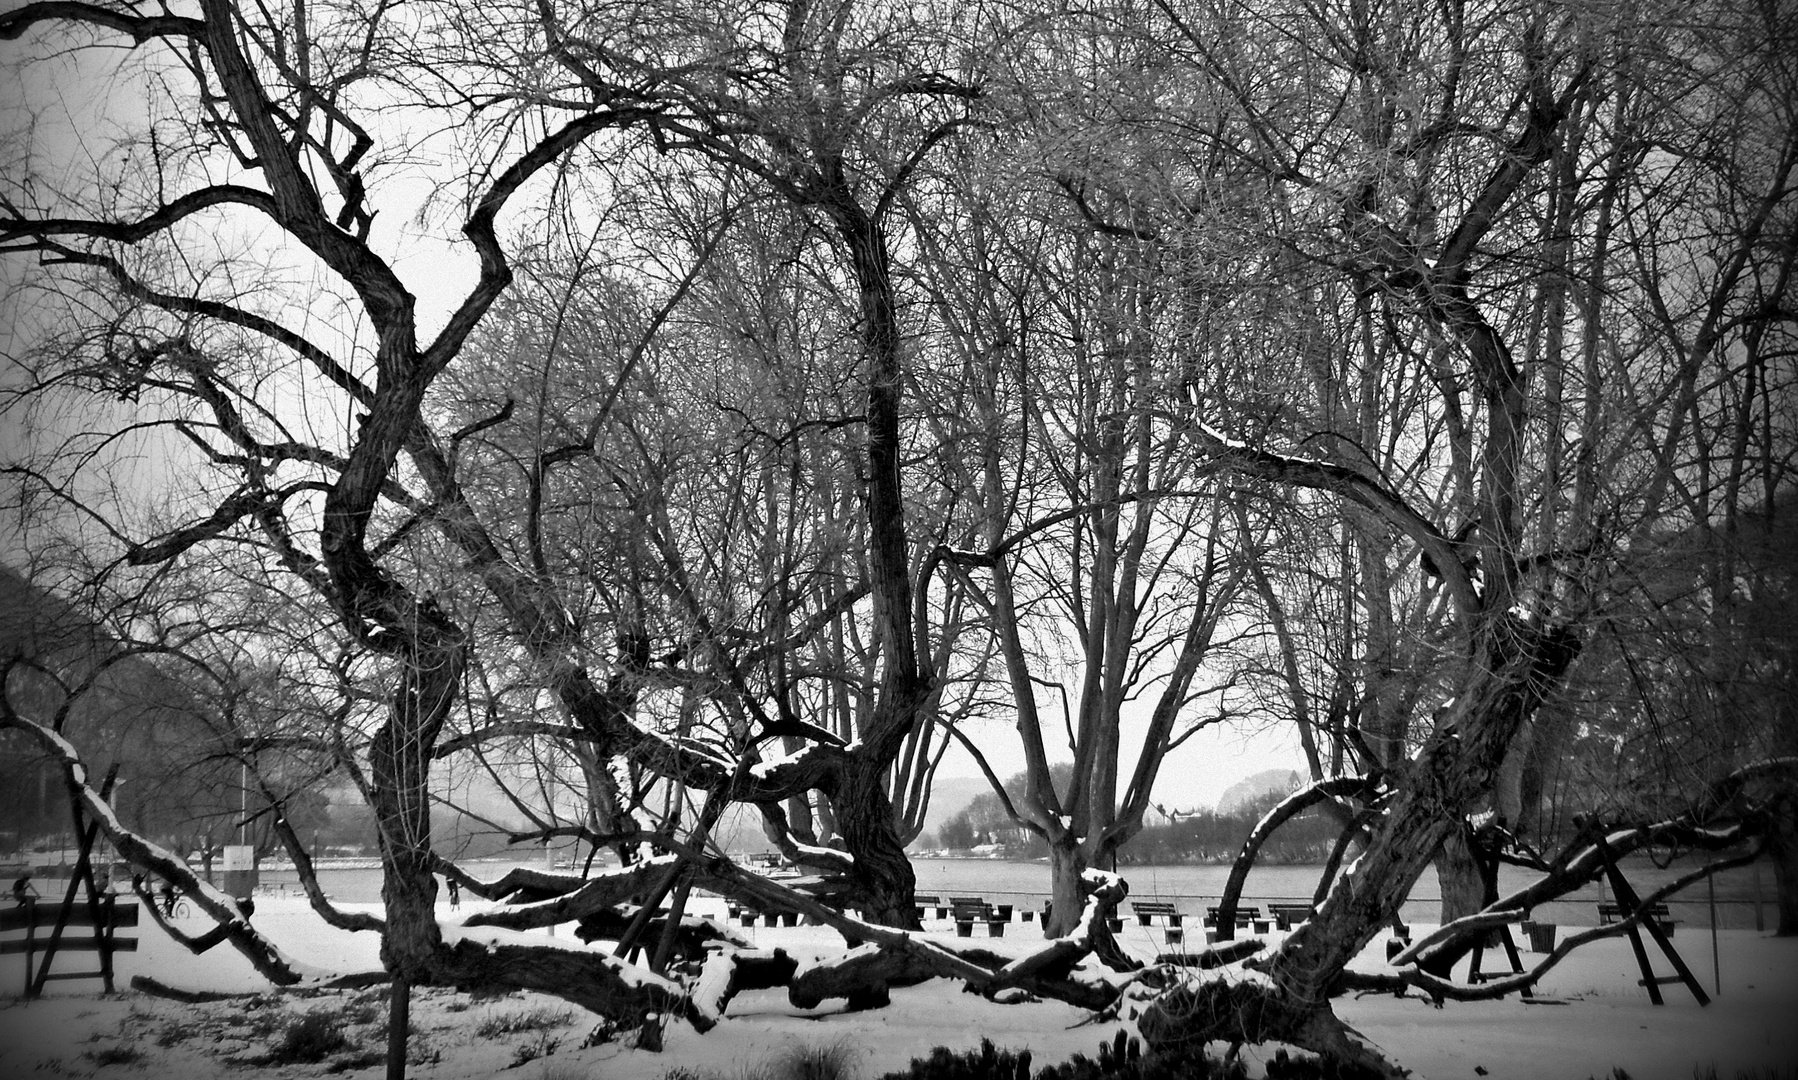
[2,894,1793,1079]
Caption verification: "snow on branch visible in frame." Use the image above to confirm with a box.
[463,855,681,918]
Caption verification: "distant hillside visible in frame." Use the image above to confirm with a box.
[1217,769,1305,814]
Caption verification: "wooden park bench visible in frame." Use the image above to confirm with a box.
[914,895,947,920]
[1268,903,1314,931]
[1,896,139,995]
[1206,905,1269,933]
[949,897,1007,938]
[1130,900,1184,926]
[950,897,989,922]
[1598,902,1677,937]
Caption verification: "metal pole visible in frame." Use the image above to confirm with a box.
[1708,872,1721,996]
[387,973,409,1080]
[1752,861,1764,932]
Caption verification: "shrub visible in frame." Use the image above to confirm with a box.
[262,1011,350,1065]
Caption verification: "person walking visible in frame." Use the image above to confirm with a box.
[12,873,38,905]
[447,877,460,910]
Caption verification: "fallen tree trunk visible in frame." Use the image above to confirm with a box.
[1137,975,1404,1080]
[573,905,753,959]
[780,866,1137,1011]
[689,949,800,1030]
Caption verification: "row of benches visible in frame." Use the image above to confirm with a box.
[733,896,1674,936]
[908,897,1324,934]
[1120,900,1319,932]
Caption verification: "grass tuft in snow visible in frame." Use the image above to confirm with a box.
[879,1038,1032,1080]
[880,1034,1254,1080]
[666,1038,862,1080]
[476,1005,575,1038]
[327,1049,386,1073]
[509,1030,563,1068]
[339,988,385,1026]
[83,1044,144,1067]
[755,1039,862,1080]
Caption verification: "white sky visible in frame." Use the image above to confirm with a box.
[931,703,1303,813]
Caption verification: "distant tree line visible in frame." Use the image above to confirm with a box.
[931,778,1334,865]
[1118,793,1338,866]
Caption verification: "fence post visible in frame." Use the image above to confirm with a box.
[1708,873,1720,996]
[22,896,35,997]
[99,892,116,994]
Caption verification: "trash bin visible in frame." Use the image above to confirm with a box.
[1524,922,1556,952]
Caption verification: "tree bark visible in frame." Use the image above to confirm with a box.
[1434,827,1487,929]
[1772,792,1798,936]
[1045,841,1088,937]
[831,755,919,927]
[1258,618,1580,1006]
[366,645,462,981]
